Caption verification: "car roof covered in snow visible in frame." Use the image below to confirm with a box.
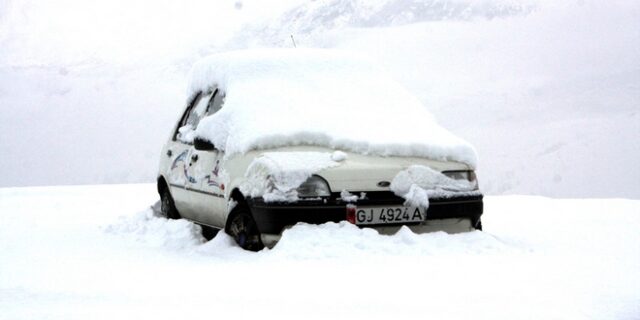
[189,48,477,167]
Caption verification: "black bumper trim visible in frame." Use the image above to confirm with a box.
[248,193,483,234]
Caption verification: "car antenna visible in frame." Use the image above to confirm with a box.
[290,34,297,48]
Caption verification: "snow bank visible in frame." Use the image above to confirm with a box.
[190,49,477,167]
[106,208,205,250]
[269,221,515,259]
[241,151,340,202]
[391,165,478,207]
[106,206,512,259]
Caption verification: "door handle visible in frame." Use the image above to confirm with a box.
[166,149,172,157]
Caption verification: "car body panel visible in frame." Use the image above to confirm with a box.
[188,149,226,228]
[162,141,199,220]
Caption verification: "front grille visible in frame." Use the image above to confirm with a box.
[331,191,403,202]
[332,191,483,204]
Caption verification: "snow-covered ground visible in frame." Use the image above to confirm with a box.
[1,184,638,319]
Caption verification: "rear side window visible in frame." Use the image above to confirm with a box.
[175,91,212,143]
[206,89,225,116]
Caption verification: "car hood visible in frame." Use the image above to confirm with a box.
[318,150,469,192]
[229,146,471,193]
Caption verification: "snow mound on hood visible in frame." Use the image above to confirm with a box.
[241,151,340,202]
[190,49,477,168]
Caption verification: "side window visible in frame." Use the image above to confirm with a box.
[173,92,201,141]
[206,89,225,116]
[174,91,212,144]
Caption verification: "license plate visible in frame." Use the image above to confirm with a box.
[355,206,425,225]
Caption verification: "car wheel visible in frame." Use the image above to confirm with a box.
[160,188,181,220]
[474,219,483,231]
[227,207,264,251]
[200,224,219,241]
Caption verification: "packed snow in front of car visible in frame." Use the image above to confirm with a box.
[241,151,340,202]
[190,49,477,168]
[391,165,478,208]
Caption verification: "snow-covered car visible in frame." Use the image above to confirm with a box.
[157,49,483,251]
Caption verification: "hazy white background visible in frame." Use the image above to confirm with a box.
[1,0,638,198]
[1,2,639,319]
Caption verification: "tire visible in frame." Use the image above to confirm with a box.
[160,188,181,220]
[200,224,219,241]
[474,219,483,231]
[226,206,264,251]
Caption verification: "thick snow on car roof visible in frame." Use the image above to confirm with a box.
[190,49,477,168]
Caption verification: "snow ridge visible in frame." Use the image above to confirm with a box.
[234,0,534,47]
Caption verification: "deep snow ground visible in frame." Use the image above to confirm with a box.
[1,184,638,319]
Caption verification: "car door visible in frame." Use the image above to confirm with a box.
[188,89,227,228]
[166,90,213,221]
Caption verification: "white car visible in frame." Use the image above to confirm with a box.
[157,49,483,251]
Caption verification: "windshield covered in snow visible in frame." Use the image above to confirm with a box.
[190,49,477,167]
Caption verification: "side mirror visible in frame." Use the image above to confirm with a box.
[194,137,215,151]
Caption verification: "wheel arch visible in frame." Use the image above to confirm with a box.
[157,175,169,196]
[225,187,264,251]
[225,188,250,232]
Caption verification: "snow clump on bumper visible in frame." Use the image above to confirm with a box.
[391,165,478,208]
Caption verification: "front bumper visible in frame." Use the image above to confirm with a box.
[247,191,483,235]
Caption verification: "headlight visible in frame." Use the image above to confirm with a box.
[296,175,331,198]
[442,170,478,190]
